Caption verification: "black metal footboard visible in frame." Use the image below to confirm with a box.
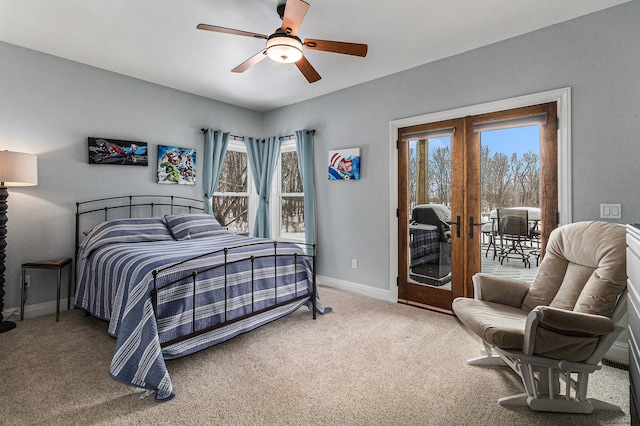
[150,240,317,348]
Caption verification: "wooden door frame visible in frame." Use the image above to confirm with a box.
[397,119,465,312]
[463,102,558,297]
[388,87,571,303]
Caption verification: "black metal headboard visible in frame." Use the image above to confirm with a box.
[75,194,204,259]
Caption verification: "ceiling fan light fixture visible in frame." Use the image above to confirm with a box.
[266,35,303,63]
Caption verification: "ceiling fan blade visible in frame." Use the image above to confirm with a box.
[295,56,321,83]
[231,49,268,73]
[281,0,309,36]
[304,39,368,57]
[197,24,268,40]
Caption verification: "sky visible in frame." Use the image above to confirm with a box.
[410,124,541,158]
[479,125,540,157]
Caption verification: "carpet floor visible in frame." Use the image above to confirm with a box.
[0,286,630,425]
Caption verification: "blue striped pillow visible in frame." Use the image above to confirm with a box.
[79,217,173,258]
[164,214,224,240]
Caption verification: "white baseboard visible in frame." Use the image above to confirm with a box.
[2,298,72,321]
[317,275,391,301]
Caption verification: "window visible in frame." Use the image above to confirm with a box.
[211,138,306,241]
[212,144,250,234]
[275,143,305,241]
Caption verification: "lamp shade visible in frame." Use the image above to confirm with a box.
[266,35,303,64]
[0,151,38,186]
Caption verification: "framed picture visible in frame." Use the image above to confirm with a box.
[88,137,148,166]
[328,148,360,180]
[157,145,196,185]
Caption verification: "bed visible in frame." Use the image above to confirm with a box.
[74,195,328,402]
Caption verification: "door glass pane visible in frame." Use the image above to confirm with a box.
[407,136,452,288]
[479,125,540,280]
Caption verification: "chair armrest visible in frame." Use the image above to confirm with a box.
[472,273,530,308]
[522,306,616,356]
[536,306,615,336]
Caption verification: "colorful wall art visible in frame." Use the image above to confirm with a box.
[88,137,148,166]
[328,148,360,180]
[157,145,196,185]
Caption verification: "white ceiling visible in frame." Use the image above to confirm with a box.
[0,0,629,112]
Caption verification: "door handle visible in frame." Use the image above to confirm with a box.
[447,215,461,238]
[468,216,483,239]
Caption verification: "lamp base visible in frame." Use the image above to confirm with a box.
[0,320,17,333]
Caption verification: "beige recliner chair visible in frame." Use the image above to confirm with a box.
[452,221,627,414]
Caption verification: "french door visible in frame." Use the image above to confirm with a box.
[397,103,558,313]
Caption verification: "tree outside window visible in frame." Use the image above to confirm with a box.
[211,142,306,240]
[212,149,249,234]
[279,150,304,241]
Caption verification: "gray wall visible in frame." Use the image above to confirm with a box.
[1,1,639,313]
[0,41,263,310]
[264,1,640,293]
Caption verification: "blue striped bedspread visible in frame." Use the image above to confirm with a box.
[75,226,326,402]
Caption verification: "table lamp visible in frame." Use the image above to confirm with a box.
[0,150,38,333]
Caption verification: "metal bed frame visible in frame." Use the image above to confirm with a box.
[75,195,205,260]
[75,195,317,349]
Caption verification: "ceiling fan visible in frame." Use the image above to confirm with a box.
[197,0,368,83]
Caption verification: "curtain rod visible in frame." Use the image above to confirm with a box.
[280,129,316,141]
[200,128,244,141]
[200,128,315,141]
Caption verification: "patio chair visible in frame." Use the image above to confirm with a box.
[497,208,531,268]
[452,221,627,413]
[482,219,498,259]
[529,223,541,266]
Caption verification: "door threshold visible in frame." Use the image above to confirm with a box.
[398,299,454,315]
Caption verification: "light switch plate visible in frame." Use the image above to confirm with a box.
[600,203,621,219]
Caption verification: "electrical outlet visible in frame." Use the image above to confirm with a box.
[351,259,358,269]
[600,203,622,219]
[24,275,31,288]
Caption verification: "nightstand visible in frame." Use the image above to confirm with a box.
[21,258,73,322]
